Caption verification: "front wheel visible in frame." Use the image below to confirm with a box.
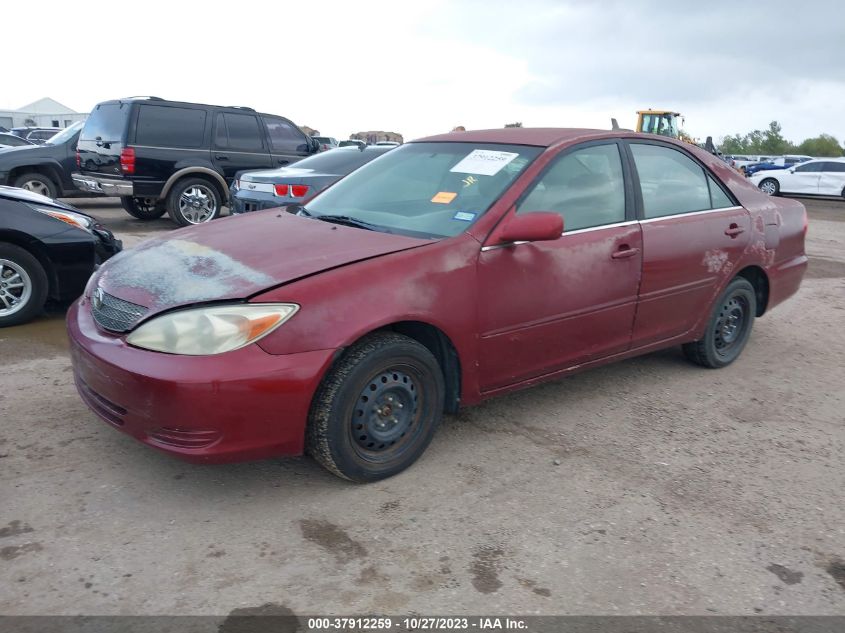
[306,332,445,482]
[758,178,779,196]
[0,243,48,327]
[120,196,166,220]
[166,178,222,226]
[13,172,58,199]
[683,277,756,368]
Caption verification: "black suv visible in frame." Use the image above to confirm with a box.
[72,97,318,225]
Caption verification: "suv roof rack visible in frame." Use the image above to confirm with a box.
[224,106,256,112]
[123,96,165,100]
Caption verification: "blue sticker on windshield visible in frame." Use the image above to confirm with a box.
[453,211,476,222]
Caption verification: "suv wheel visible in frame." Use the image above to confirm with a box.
[167,178,222,226]
[13,173,58,199]
[120,196,166,220]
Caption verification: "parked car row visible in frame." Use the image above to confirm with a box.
[749,157,845,197]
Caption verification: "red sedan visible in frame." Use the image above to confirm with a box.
[67,128,807,481]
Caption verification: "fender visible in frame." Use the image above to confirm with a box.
[160,166,228,199]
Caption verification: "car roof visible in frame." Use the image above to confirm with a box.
[415,127,614,147]
[93,98,282,119]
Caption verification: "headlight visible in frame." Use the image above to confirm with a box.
[32,206,92,231]
[232,179,240,191]
[126,303,298,355]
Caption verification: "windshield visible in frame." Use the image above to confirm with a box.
[45,121,83,145]
[304,142,542,238]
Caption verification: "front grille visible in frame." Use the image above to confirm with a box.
[92,291,148,332]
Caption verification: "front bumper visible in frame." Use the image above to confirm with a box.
[72,173,134,196]
[67,298,337,463]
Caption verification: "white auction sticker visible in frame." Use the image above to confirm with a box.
[450,149,520,176]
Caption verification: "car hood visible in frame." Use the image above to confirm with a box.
[95,211,432,316]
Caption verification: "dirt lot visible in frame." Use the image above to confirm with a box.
[1,197,844,616]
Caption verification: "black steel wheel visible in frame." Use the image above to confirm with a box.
[683,277,756,368]
[120,196,166,220]
[307,332,445,482]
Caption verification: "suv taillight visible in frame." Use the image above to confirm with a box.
[120,147,136,174]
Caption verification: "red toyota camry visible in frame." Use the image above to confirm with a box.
[67,128,807,481]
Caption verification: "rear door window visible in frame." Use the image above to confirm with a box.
[135,105,206,148]
[262,116,307,153]
[629,143,711,218]
[216,113,265,152]
[822,162,845,173]
[707,175,735,209]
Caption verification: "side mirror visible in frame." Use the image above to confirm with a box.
[497,212,563,244]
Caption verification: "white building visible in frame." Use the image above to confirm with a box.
[0,97,87,131]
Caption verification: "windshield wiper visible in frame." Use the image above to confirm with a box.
[313,214,381,231]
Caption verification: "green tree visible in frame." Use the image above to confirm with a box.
[758,121,795,155]
[797,134,844,157]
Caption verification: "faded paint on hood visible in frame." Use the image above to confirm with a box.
[96,211,432,314]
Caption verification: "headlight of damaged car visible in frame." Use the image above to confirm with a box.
[32,206,92,231]
[127,303,299,355]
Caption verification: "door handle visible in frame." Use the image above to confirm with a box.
[214,154,229,160]
[611,246,640,259]
[277,159,289,165]
[725,224,745,237]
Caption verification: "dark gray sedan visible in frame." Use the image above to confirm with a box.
[230,145,394,214]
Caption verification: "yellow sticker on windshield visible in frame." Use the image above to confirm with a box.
[431,191,458,204]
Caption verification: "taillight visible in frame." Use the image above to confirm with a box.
[802,207,808,236]
[76,150,80,168]
[274,184,309,198]
[119,147,135,174]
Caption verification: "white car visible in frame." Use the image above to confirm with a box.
[749,157,845,198]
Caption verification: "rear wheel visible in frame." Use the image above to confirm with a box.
[0,243,48,327]
[758,178,779,196]
[13,172,58,199]
[306,332,445,482]
[683,277,756,368]
[120,196,166,220]
[167,178,222,226]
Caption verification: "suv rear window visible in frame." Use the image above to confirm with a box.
[136,105,206,148]
[81,103,130,141]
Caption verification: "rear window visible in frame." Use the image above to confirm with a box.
[293,148,387,174]
[81,103,130,142]
[135,105,206,148]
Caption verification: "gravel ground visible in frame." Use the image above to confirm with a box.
[1,197,843,616]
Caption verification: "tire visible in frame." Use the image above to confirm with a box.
[0,243,49,327]
[13,172,58,199]
[306,332,445,482]
[758,178,779,196]
[120,196,166,220]
[683,277,756,369]
[166,178,223,226]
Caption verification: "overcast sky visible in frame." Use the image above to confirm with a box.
[4,0,843,144]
